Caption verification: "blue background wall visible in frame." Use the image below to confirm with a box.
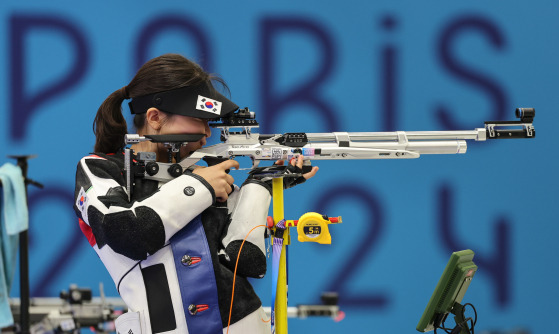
[0,1,556,333]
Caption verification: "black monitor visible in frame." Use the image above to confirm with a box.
[416,250,478,334]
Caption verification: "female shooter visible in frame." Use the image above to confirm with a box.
[73,54,317,334]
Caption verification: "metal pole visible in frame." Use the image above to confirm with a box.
[8,155,42,334]
[13,156,30,334]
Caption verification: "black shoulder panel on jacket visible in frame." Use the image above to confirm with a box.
[85,158,125,187]
[75,162,92,195]
[224,240,267,278]
[101,206,166,260]
[98,187,132,209]
[87,205,108,249]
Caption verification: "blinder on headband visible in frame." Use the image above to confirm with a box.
[128,83,238,119]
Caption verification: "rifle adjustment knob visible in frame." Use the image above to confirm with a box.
[168,163,183,177]
[145,162,159,176]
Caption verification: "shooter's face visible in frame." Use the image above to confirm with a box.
[158,115,211,161]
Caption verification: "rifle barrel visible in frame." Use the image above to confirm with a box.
[305,129,485,142]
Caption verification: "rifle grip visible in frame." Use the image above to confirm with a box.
[203,156,231,206]
[203,156,231,173]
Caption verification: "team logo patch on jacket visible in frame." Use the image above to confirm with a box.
[76,187,89,217]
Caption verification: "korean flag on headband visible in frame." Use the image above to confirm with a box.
[196,95,222,115]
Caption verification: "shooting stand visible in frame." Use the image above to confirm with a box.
[270,177,342,333]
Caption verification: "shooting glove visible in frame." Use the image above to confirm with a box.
[244,165,307,191]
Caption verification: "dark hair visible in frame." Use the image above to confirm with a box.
[93,53,227,153]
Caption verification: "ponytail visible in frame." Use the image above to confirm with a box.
[93,86,129,153]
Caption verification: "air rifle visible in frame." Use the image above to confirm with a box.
[123,107,535,198]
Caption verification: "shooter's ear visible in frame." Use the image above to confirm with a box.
[145,108,164,131]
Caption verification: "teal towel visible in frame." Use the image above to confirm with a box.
[0,163,29,328]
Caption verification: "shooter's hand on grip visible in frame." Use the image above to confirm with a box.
[193,160,239,202]
[247,155,319,190]
[278,155,319,183]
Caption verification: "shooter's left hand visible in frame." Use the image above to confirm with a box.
[274,155,319,189]
[275,155,319,180]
